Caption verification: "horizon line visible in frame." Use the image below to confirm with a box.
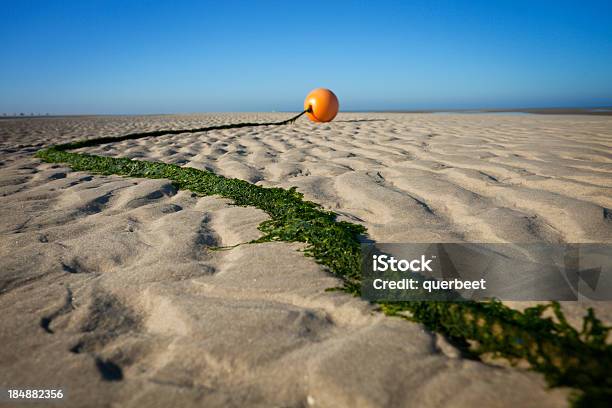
[2,105,612,118]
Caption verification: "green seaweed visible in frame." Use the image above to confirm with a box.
[35,123,610,407]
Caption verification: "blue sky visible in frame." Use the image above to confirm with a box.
[1,0,611,114]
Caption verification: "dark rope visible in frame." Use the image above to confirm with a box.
[274,108,310,125]
[55,108,312,151]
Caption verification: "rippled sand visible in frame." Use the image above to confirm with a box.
[2,112,610,407]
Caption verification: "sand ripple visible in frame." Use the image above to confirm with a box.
[2,113,610,406]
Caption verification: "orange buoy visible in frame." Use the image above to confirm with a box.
[304,88,339,123]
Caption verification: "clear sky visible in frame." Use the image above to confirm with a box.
[2,0,612,114]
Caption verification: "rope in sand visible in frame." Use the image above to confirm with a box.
[51,108,311,152]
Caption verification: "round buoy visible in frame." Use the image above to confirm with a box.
[304,88,339,123]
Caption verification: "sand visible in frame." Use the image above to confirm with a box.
[1,112,610,407]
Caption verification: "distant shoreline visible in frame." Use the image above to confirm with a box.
[364,107,612,116]
[2,107,612,119]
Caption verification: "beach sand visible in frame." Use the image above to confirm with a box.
[1,112,611,407]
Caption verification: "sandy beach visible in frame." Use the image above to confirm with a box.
[1,112,611,407]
